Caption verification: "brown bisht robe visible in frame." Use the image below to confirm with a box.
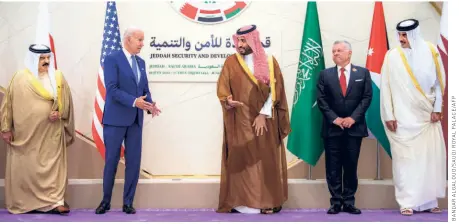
[0,69,75,214]
[216,53,291,212]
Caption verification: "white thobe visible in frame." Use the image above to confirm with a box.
[38,74,54,94]
[244,54,273,118]
[380,46,446,210]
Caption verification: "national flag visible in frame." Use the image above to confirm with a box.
[222,2,247,20]
[92,1,124,160]
[286,2,325,166]
[365,2,391,156]
[178,2,248,23]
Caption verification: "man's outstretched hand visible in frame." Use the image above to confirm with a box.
[225,95,244,109]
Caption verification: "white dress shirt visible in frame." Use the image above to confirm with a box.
[337,63,351,86]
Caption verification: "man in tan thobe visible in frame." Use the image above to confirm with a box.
[216,25,291,214]
[0,44,75,214]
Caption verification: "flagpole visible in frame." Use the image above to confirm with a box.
[308,164,313,180]
[375,140,382,180]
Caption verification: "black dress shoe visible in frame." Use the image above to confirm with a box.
[95,202,110,214]
[343,204,361,214]
[123,204,136,214]
[273,206,282,213]
[327,205,341,214]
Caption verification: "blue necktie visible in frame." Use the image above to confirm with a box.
[131,55,139,84]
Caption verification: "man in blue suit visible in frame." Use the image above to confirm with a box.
[95,27,160,215]
[317,40,372,215]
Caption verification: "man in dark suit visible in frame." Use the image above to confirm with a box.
[95,27,161,215]
[316,40,372,215]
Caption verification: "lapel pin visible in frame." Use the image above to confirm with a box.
[352,68,357,72]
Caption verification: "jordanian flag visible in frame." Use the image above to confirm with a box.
[365,2,391,157]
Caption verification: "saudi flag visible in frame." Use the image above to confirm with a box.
[365,2,391,157]
[287,2,325,166]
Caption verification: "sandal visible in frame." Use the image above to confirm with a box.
[260,208,274,214]
[400,208,413,216]
[49,205,70,215]
[230,208,240,213]
[425,207,442,213]
[64,201,70,209]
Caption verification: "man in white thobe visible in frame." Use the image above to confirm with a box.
[380,18,446,216]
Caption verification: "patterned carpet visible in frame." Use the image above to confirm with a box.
[0,209,448,222]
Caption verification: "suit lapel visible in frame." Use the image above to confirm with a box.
[345,64,358,96]
[118,52,138,84]
[137,58,146,86]
[330,66,344,98]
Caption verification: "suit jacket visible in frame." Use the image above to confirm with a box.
[102,51,153,127]
[316,64,372,138]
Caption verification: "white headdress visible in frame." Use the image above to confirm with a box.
[25,44,57,98]
[396,19,437,92]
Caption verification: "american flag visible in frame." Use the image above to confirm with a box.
[92,1,124,159]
